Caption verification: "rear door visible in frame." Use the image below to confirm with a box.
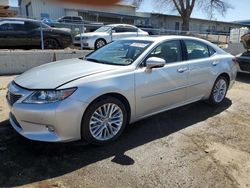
[183,40,216,101]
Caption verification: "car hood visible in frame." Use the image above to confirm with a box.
[14,58,118,89]
[76,32,108,37]
[241,32,250,49]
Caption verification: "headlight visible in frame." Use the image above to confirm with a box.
[23,88,77,104]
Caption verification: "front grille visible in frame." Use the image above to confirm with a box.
[238,61,250,72]
[6,91,22,106]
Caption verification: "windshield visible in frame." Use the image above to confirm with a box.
[85,40,153,66]
[94,26,112,33]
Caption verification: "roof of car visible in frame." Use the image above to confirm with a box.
[106,24,137,28]
[121,35,226,53]
[120,35,205,42]
[0,17,39,22]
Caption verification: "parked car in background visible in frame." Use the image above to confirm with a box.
[0,18,73,49]
[83,21,104,32]
[58,16,84,24]
[41,18,59,26]
[135,25,160,35]
[236,32,250,73]
[74,24,149,49]
[7,36,237,145]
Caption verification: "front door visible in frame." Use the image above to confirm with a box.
[135,40,189,118]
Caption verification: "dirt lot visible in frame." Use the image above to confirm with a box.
[0,74,250,188]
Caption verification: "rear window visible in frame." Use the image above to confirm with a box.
[208,46,216,56]
[0,21,25,31]
[72,17,82,21]
[123,26,137,32]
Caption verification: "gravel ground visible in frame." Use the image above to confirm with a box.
[0,74,250,188]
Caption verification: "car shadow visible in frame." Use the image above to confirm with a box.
[236,73,250,84]
[0,99,232,187]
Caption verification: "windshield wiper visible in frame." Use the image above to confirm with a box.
[85,57,123,66]
[85,58,102,63]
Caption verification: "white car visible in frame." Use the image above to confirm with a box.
[74,24,149,49]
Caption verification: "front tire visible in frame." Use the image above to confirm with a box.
[95,39,106,50]
[44,38,60,49]
[82,97,127,145]
[208,76,228,105]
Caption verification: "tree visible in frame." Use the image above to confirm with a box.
[135,0,231,31]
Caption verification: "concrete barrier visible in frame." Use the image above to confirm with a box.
[0,44,246,75]
[0,50,92,75]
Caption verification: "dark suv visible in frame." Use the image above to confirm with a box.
[236,32,250,73]
[0,18,73,49]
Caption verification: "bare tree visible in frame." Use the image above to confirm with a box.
[135,0,232,31]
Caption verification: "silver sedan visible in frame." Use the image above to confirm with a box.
[7,36,237,144]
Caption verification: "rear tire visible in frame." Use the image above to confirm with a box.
[82,96,127,145]
[208,76,228,105]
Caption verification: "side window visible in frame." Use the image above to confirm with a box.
[148,40,182,64]
[124,26,137,32]
[72,17,82,22]
[25,22,40,30]
[208,46,216,56]
[185,40,209,60]
[114,27,124,33]
[10,23,26,31]
[0,23,11,31]
[61,16,71,22]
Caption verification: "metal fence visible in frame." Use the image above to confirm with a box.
[38,21,231,50]
[1,16,235,50]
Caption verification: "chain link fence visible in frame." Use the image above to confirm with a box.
[1,16,240,50]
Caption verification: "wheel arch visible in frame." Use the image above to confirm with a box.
[94,38,107,48]
[83,92,131,124]
[217,72,230,86]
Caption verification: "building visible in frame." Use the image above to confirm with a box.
[18,0,247,33]
[18,0,147,24]
[145,13,247,34]
[234,20,250,26]
[0,0,17,17]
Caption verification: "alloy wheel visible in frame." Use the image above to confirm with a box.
[89,103,123,141]
[96,40,106,49]
[213,79,227,103]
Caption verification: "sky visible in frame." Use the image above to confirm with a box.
[138,0,250,22]
[10,0,18,7]
[10,0,250,22]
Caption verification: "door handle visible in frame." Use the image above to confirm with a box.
[212,61,219,66]
[177,67,188,73]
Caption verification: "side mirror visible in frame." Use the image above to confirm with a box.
[146,57,165,69]
[111,30,116,33]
